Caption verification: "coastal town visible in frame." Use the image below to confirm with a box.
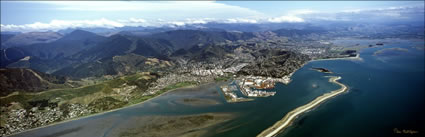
[1,103,91,136]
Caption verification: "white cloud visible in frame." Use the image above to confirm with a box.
[1,17,263,32]
[169,21,186,26]
[118,18,150,27]
[265,9,317,23]
[129,18,146,23]
[300,6,424,22]
[224,18,258,24]
[268,16,304,23]
[1,18,124,32]
[184,18,215,24]
[343,6,415,13]
[2,3,423,32]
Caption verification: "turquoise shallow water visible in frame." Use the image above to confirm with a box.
[10,39,424,137]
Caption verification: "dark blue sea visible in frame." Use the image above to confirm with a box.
[279,39,425,137]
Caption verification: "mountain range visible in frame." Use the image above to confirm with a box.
[1,29,259,78]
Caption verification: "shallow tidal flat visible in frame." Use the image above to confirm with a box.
[99,83,233,137]
[107,83,239,137]
[115,113,236,137]
[175,98,221,106]
[7,82,233,137]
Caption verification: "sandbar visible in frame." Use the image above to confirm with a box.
[257,76,348,137]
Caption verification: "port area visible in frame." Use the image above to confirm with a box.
[220,85,254,103]
[237,76,277,97]
[220,76,284,103]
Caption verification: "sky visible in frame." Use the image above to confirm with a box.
[1,1,424,32]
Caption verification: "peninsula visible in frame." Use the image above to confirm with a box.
[257,76,348,137]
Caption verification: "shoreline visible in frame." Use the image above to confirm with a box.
[5,83,202,137]
[257,76,348,137]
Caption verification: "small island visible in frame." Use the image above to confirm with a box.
[311,67,333,73]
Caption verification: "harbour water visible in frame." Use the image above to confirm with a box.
[279,39,424,137]
[10,39,424,137]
